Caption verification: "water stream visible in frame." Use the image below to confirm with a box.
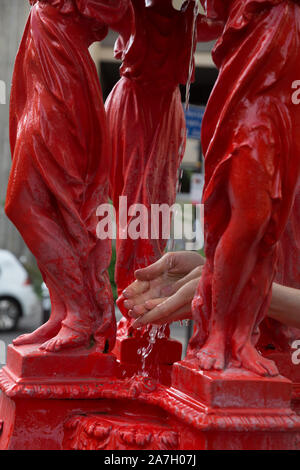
[137,325,167,376]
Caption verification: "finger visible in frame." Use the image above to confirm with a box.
[144,298,168,310]
[134,253,175,281]
[130,303,149,318]
[129,298,168,319]
[128,309,140,319]
[136,304,192,326]
[122,280,149,299]
[124,284,164,309]
[150,305,193,325]
[132,278,197,328]
[132,288,188,328]
[128,309,134,318]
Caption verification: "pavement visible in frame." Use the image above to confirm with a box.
[0,307,191,366]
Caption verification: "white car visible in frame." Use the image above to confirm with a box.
[0,250,41,331]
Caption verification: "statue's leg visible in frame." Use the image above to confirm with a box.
[189,190,231,355]
[196,152,275,372]
[41,176,114,352]
[6,151,94,351]
[13,267,66,346]
[187,261,212,354]
[86,242,116,353]
[229,244,279,376]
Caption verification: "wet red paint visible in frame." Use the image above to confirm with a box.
[0,343,300,450]
[189,0,300,377]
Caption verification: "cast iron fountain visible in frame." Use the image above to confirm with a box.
[0,0,300,450]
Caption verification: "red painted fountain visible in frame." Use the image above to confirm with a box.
[0,0,300,450]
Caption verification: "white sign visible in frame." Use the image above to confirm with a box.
[190,173,204,204]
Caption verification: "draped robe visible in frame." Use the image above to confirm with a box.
[190,0,300,354]
[6,0,131,349]
[106,0,196,295]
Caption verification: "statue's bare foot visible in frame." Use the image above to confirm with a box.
[197,338,225,371]
[236,342,279,377]
[13,318,62,346]
[40,324,89,352]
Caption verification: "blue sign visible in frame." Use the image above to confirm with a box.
[184,105,205,140]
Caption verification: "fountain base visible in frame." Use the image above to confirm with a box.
[0,345,300,450]
[113,335,182,385]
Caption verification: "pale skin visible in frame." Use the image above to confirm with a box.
[122,251,300,331]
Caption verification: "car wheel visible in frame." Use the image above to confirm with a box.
[0,298,21,331]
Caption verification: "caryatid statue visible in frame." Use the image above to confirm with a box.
[6,0,133,352]
[189,0,300,376]
[106,0,223,336]
[106,0,193,298]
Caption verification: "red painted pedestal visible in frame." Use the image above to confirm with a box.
[0,345,300,450]
[113,334,182,385]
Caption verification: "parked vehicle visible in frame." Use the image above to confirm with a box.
[0,250,41,331]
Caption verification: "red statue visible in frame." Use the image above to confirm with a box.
[107,0,223,347]
[189,0,300,376]
[5,0,133,352]
[1,0,300,452]
[106,0,194,298]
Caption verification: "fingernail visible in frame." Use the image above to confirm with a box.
[122,290,129,298]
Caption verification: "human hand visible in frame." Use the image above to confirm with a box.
[268,283,300,330]
[120,251,204,325]
[130,268,202,327]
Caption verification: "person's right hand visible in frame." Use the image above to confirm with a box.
[120,251,204,319]
[130,269,203,327]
